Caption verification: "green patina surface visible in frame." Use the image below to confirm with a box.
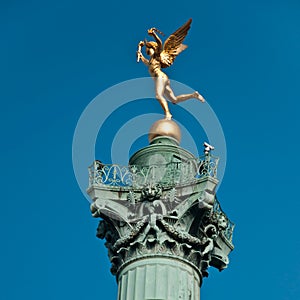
[88,136,234,300]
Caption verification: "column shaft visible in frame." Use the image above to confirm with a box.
[117,257,201,300]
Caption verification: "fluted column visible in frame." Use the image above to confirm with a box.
[117,257,200,300]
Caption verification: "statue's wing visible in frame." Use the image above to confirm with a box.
[160,18,192,68]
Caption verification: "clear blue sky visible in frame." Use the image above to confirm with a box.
[1,1,300,299]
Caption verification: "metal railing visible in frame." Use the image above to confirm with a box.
[88,154,219,189]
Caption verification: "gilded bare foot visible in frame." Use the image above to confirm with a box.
[194,91,205,103]
[165,113,172,120]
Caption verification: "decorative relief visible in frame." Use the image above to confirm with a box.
[94,184,234,279]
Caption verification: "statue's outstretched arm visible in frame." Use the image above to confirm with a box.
[148,28,163,51]
[137,41,149,65]
[139,53,149,65]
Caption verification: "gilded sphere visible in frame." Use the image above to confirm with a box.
[148,119,181,144]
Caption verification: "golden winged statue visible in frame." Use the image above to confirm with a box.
[137,18,205,120]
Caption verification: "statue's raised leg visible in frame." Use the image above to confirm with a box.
[165,83,205,104]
